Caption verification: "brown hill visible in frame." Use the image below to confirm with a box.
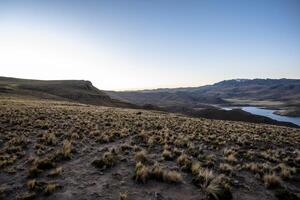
[0,76,137,108]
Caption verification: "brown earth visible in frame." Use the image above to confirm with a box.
[0,98,299,200]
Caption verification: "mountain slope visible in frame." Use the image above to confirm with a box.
[106,78,300,116]
[0,76,137,108]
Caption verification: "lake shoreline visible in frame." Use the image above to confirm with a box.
[221,106,300,126]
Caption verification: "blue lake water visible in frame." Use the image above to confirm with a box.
[223,106,300,126]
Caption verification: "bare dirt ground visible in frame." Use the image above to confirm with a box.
[0,98,299,200]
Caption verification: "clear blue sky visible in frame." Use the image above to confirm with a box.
[0,0,299,90]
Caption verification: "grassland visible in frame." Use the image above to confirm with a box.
[0,97,299,200]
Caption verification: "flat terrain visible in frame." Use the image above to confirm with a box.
[0,98,300,200]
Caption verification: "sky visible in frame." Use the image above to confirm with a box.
[0,0,299,90]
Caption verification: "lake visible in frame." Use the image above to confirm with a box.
[223,106,300,126]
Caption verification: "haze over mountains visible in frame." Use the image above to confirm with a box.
[108,78,300,108]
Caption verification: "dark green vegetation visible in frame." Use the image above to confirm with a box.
[0,98,299,199]
[108,79,300,117]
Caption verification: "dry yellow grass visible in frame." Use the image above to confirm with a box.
[0,98,299,199]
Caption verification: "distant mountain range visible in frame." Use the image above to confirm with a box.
[108,78,300,105]
[0,76,298,128]
[107,78,300,117]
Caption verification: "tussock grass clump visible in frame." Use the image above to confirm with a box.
[0,154,17,168]
[71,132,80,140]
[134,150,148,164]
[174,137,187,147]
[134,162,183,184]
[17,192,36,200]
[150,162,164,181]
[162,149,173,161]
[191,161,232,199]
[262,173,281,188]
[135,131,148,143]
[219,163,234,175]
[27,179,37,190]
[62,140,72,159]
[44,183,61,195]
[147,136,156,146]
[120,144,133,152]
[198,154,216,168]
[274,163,296,179]
[34,158,55,170]
[7,136,28,147]
[119,192,128,200]
[177,153,191,170]
[134,162,149,183]
[48,167,63,177]
[244,162,260,173]
[204,175,232,200]
[225,153,238,163]
[191,162,201,175]
[96,134,111,144]
[28,166,43,178]
[194,168,215,186]
[162,170,182,183]
[42,132,56,145]
[92,150,118,169]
